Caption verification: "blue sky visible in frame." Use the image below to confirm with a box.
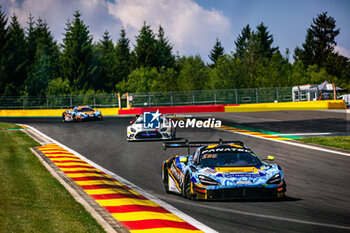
[195,0,350,58]
[1,0,349,61]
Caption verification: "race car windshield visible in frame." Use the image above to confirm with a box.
[135,117,143,124]
[200,152,262,167]
[77,107,94,112]
[135,117,165,124]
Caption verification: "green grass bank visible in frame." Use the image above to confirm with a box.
[0,122,105,233]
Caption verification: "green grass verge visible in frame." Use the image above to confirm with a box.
[297,136,350,151]
[0,122,106,233]
[0,122,21,130]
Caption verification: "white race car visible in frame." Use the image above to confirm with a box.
[127,115,176,141]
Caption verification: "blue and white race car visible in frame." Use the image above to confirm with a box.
[162,140,286,200]
[62,106,103,122]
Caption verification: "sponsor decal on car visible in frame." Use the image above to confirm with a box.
[202,147,251,154]
[200,167,220,176]
[170,163,185,187]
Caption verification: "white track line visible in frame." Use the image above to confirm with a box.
[274,132,332,136]
[216,128,350,157]
[21,124,217,233]
[158,195,350,230]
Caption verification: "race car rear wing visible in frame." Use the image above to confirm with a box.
[163,139,244,154]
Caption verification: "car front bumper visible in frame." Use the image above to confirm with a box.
[77,115,103,121]
[127,130,174,141]
[192,183,286,200]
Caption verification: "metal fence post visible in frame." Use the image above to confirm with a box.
[148,93,151,107]
[214,90,217,105]
[93,95,96,108]
[192,91,195,105]
[276,87,279,102]
[170,91,174,106]
[23,96,25,109]
[235,89,238,104]
[256,88,259,103]
[70,95,72,107]
[46,96,49,109]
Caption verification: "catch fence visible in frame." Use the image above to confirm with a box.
[129,87,293,107]
[0,87,293,109]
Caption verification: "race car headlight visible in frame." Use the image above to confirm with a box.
[267,173,281,184]
[198,175,220,186]
[130,127,136,132]
[160,127,167,132]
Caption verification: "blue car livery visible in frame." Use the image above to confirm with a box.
[62,106,103,122]
[162,140,286,200]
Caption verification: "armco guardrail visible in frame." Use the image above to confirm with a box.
[0,108,119,117]
[224,100,347,112]
[0,100,346,117]
[118,100,346,115]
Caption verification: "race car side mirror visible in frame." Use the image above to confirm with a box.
[262,156,275,161]
[130,121,134,124]
[179,156,188,164]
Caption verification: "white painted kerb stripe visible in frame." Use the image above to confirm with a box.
[275,132,332,136]
[20,124,217,233]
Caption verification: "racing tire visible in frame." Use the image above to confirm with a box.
[62,114,66,123]
[163,168,171,194]
[182,174,193,199]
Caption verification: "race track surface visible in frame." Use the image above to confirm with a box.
[3,111,350,233]
[197,110,350,136]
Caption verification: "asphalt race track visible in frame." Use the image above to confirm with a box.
[2,111,350,233]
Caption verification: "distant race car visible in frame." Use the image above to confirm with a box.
[162,139,286,200]
[127,115,176,141]
[62,106,103,122]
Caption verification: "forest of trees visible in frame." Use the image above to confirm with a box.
[0,7,349,97]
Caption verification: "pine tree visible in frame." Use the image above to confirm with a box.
[3,14,28,95]
[294,12,340,68]
[133,22,158,68]
[209,37,224,66]
[97,30,115,91]
[234,24,251,59]
[0,6,7,51]
[294,31,315,67]
[255,22,278,58]
[25,17,59,95]
[114,27,131,88]
[60,11,97,92]
[0,7,8,95]
[241,33,262,88]
[26,14,36,67]
[156,25,175,68]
